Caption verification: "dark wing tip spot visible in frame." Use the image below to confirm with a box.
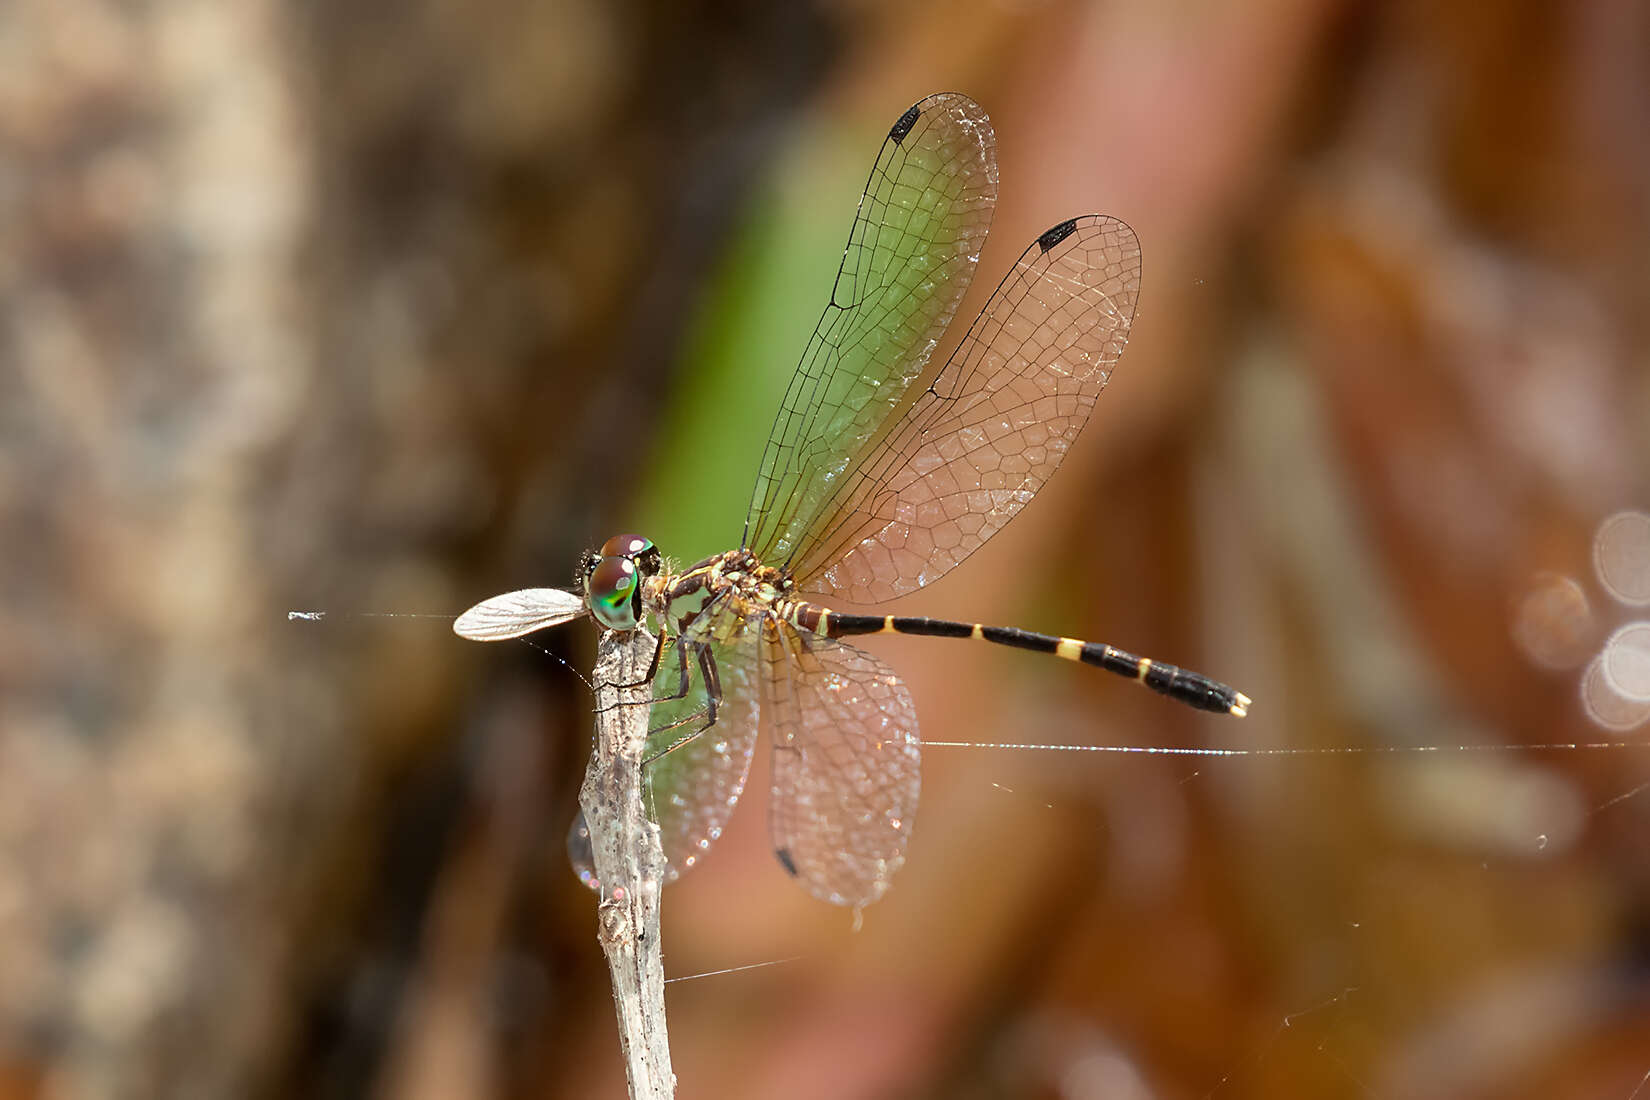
[1038,217,1080,253]
[889,105,922,144]
[775,848,799,876]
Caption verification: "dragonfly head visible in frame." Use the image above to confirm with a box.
[579,533,662,630]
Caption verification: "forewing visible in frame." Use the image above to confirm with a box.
[453,588,587,641]
[791,215,1141,603]
[764,627,921,907]
[744,92,997,568]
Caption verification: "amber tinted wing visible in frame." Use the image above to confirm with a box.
[788,215,1140,603]
[763,625,921,907]
[743,92,997,567]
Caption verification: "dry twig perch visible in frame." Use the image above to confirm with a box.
[580,625,675,1098]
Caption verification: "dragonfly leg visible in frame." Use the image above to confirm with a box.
[637,638,718,832]
[613,597,708,698]
[650,630,696,704]
[607,627,668,691]
[593,630,677,717]
[645,705,709,738]
[642,638,707,733]
[642,643,723,766]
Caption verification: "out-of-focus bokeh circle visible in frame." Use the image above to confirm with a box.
[1510,572,1595,670]
[1600,622,1650,703]
[1594,510,1650,606]
[1581,653,1650,731]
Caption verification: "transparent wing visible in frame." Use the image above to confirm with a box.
[764,626,921,907]
[789,215,1141,603]
[568,599,762,891]
[743,92,998,568]
[644,607,762,883]
[453,588,587,641]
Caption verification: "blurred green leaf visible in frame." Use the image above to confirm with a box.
[635,125,867,567]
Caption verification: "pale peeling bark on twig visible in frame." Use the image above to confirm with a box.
[580,627,676,1099]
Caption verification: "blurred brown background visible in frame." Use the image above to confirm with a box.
[5,0,1650,1097]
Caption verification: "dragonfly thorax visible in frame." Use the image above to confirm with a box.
[653,548,794,623]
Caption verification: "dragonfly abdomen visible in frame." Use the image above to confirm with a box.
[790,605,1249,718]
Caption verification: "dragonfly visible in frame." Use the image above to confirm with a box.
[454,92,1249,908]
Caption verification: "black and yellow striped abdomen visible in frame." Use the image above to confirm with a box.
[783,603,1249,718]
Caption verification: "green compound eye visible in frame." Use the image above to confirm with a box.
[586,555,640,630]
